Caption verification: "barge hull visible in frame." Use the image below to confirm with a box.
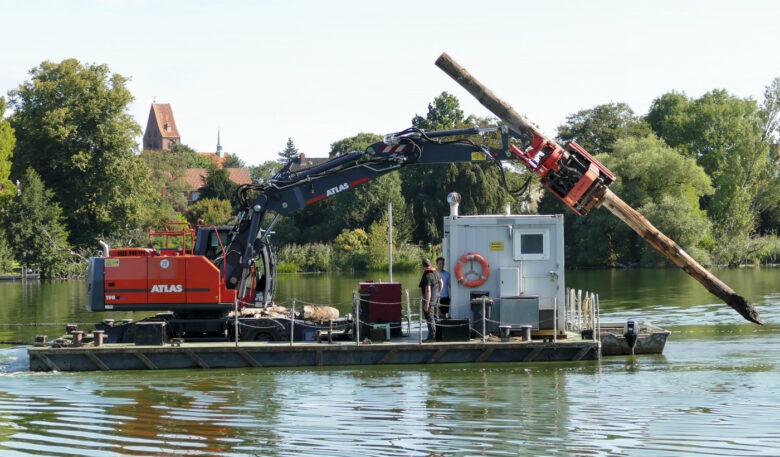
[29,340,600,372]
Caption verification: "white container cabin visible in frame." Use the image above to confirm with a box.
[443,196,565,337]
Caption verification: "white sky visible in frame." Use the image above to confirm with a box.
[3,0,780,166]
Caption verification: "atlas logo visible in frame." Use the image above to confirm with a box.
[326,182,349,197]
[150,284,183,293]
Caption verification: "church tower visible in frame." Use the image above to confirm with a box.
[142,103,181,150]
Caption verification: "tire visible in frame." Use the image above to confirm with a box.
[241,318,286,342]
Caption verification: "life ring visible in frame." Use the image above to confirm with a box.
[454,252,490,288]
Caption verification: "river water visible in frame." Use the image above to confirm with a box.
[1,268,779,456]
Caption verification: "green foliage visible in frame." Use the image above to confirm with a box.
[411,92,465,130]
[5,168,74,277]
[200,164,239,203]
[139,149,191,211]
[389,243,426,271]
[541,133,714,268]
[366,212,393,270]
[0,97,15,206]
[760,234,780,264]
[762,77,780,143]
[186,197,234,226]
[647,89,773,264]
[271,199,333,246]
[756,78,780,234]
[329,133,412,242]
[277,243,332,272]
[123,203,184,248]
[637,195,712,266]
[365,211,429,271]
[221,154,246,168]
[273,132,414,247]
[277,137,300,162]
[606,135,713,266]
[164,143,214,168]
[250,160,282,183]
[0,227,14,273]
[333,228,368,271]
[556,102,652,154]
[8,59,151,248]
[402,92,511,244]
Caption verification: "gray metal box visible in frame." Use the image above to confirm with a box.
[499,296,540,329]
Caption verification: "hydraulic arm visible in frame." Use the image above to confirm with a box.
[222,124,616,307]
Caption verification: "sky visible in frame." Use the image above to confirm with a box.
[3,0,780,166]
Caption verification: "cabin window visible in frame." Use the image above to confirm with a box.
[513,230,548,260]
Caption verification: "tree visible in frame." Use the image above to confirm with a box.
[539,134,713,267]
[250,160,282,183]
[200,164,238,203]
[277,137,300,162]
[332,228,368,270]
[167,143,214,168]
[186,197,234,226]
[5,168,72,277]
[329,133,411,242]
[402,92,511,244]
[0,228,13,273]
[272,133,413,247]
[221,153,246,168]
[647,89,772,264]
[8,59,153,248]
[756,78,780,234]
[604,135,713,266]
[0,97,15,207]
[140,149,191,212]
[556,102,652,154]
[366,211,394,270]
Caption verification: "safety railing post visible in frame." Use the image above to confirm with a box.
[419,297,424,343]
[354,291,360,345]
[405,289,411,337]
[290,299,295,346]
[482,296,487,344]
[553,296,557,343]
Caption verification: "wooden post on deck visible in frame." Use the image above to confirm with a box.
[435,52,762,325]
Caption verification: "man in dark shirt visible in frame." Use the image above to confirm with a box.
[419,258,441,341]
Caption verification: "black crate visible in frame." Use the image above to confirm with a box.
[368,326,388,342]
[135,322,167,346]
[437,319,470,342]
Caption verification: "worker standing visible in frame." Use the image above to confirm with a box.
[419,258,441,341]
[436,257,450,318]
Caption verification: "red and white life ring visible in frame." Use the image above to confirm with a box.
[454,252,491,288]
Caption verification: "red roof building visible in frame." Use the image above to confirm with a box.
[183,167,253,203]
[142,103,180,151]
[141,103,253,204]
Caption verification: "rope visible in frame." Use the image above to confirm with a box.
[0,322,93,327]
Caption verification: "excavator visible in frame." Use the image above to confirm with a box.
[83,54,761,345]
[86,123,615,343]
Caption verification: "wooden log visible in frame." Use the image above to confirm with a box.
[600,191,761,324]
[435,52,762,325]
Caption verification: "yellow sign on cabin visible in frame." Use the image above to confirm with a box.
[489,241,504,251]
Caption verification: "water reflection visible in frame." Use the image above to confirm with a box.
[1,268,779,455]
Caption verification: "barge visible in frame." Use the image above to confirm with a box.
[27,211,669,372]
[28,338,601,372]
